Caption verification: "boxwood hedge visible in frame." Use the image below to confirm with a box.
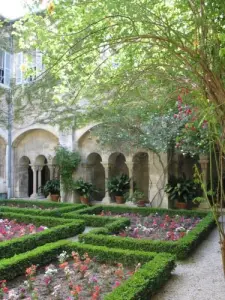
[0,211,85,259]
[77,206,215,259]
[0,240,175,300]
[0,199,86,217]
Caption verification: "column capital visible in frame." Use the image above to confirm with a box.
[30,165,38,172]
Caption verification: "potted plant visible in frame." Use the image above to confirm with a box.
[73,178,95,204]
[43,179,60,202]
[164,176,198,209]
[125,190,146,206]
[107,174,130,204]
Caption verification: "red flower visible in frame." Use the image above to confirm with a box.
[59,262,68,269]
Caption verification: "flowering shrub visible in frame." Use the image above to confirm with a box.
[0,219,47,241]
[4,251,139,299]
[174,95,210,156]
[100,211,201,241]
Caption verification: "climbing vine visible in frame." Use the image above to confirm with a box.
[55,146,81,192]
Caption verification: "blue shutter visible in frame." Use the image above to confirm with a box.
[4,51,11,87]
[15,52,24,85]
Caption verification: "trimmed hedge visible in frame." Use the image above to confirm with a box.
[0,240,175,300]
[0,199,86,217]
[0,212,85,259]
[78,208,215,259]
[63,210,131,228]
[72,204,209,217]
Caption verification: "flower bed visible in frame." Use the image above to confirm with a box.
[4,251,139,299]
[0,219,47,242]
[77,206,215,259]
[0,200,86,218]
[0,212,85,259]
[100,211,201,241]
[0,240,175,300]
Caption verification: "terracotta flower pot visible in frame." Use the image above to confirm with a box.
[80,196,89,205]
[175,201,187,209]
[137,200,146,207]
[115,196,125,204]
[50,194,60,202]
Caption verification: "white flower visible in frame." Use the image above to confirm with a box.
[45,265,58,276]
[57,251,69,263]
[8,289,17,300]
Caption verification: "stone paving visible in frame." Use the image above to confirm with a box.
[152,227,225,300]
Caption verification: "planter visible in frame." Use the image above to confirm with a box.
[80,196,89,205]
[50,194,60,202]
[137,200,146,207]
[115,196,125,204]
[175,201,187,209]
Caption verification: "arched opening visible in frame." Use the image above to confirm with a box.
[86,153,105,201]
[35,155,49,193]
[109,152,129,177]
[13,128,59,198]
[19,156,32,197]
[133,152,149,200]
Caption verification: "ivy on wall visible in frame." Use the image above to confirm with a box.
[55,146,81,192]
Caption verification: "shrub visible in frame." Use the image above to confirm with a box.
[0,240,175,300]
[0,212,85,259]
[77,207,214,259]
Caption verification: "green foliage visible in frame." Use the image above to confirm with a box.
[14,0,225,130]
[72,178,96,198]
[0,200,86,217]
[55,146,81,191]
[72,204,208,218]
[0,199,74,208]
[125,190,145,203]
[0,212,85,259]
[0,240,175,300]
[0,240,72,280]
[165,176,199,204]
[43,179,60,195]
[78,208,214,259]
[107,174,130,196]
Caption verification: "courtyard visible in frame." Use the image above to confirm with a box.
[0,0,225,299]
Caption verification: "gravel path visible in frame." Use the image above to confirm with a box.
[152,228,225,300]
[66,226,97,242]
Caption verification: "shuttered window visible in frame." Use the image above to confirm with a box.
[15,50,43,85]
[0,49,11,87]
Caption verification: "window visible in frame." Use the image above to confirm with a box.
[0,50,11,87]
[15,50,43,85]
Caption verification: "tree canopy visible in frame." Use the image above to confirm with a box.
[12,0,225,153]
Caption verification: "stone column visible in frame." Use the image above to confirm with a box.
[38,166,43,189]
[199,154,210,209]
[102,162,111,204]
[30,165,38,198]
[54,166,59,179]
[126,158,134,197]
[48,164,54,180]
[148,152,168,208]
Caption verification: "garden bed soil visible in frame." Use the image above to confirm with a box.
[5,251,137,300]
[99,211,201,241]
